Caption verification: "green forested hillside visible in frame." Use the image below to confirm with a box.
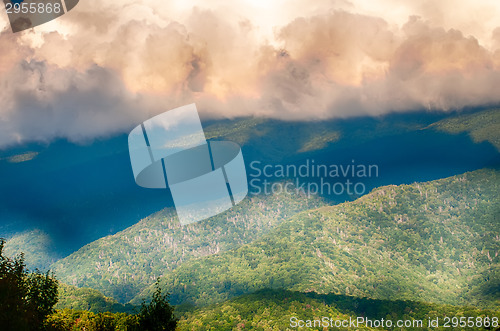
[43,288,500,330]
[52,190,325,302]
[429,108,500,151]
[177,289,500,331]
[3,229,60,271]
[55,283,136,314]
[135,169,499,309]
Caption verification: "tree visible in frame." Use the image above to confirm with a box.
[136,279,177,331]
[0,238,58,330]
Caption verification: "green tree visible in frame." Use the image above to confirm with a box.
[136,279,177,331]
[0,238,58,330]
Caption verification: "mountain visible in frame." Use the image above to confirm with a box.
[0,135,172,256]
[429,108,500,151]
[176,289,500,331]
[1,108,498,258]
[133,168,499,310]
[2,109,499,329]
[2,229,60,271]
[52,188,326,302]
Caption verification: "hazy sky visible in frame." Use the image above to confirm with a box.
[1,0,500,147]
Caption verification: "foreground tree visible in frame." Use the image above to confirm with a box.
[136,279,178,331]
[0,238,58,330]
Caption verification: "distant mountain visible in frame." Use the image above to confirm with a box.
[3,229,60,271]
[429,108,500,151]
[52,189,326,302]
[176,289,500,331]
[1,108,498,257]
[134,169,499,310]
[0,135,172,256]
[205,108,499,165]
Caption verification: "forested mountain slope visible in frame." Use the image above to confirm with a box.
[2,109,497,262]
[135,169,499,309]
[3,229,60,271]
[177,289,500,331]
[52,190,325,302]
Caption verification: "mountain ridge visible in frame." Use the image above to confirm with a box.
[52,188,326,302]
[2,108,498,259]
[134,168,499,309]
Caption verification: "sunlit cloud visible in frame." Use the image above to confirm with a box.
[0,0,499,147]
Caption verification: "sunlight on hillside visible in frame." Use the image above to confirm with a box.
[430,109,500,151]
[1,151,39,163]
[297,131,341,153]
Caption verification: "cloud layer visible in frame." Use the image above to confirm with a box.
[1,0,500,147]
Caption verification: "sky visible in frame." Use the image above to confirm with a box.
[1,0,500,147]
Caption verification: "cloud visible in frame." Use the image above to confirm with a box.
[0,60,153,144]
[0,0,499,147]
